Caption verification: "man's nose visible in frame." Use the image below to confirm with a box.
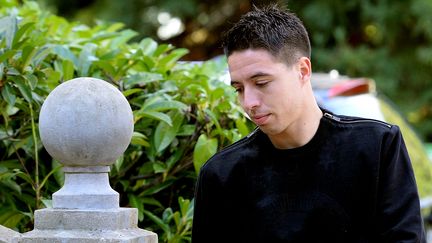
[241,87,260,111]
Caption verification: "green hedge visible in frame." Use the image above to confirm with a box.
[0,1,253,242]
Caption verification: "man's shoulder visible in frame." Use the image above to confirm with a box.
[323,111,396,133]
[219,127,262,153]
[200,127,262,171]
[322,111,403,150]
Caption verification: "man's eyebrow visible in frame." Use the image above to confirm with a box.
[250,72,271,79]
[230,72,271,86]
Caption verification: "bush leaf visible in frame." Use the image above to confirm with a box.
[193,134,218,174]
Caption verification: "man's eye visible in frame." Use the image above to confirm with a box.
[256,81,269,87]
[234,87,243,93]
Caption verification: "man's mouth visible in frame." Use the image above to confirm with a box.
[252,114,270,125]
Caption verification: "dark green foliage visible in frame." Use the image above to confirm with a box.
[0,2,253,242]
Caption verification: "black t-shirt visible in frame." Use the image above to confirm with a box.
[192,111,425,243]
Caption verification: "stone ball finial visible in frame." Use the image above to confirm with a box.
[39,77,134,167]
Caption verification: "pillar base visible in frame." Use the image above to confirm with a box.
[16,208,157,243]
[16,228,157,243]
[34,208,138,230]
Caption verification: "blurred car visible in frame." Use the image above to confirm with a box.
[312,70,384,120]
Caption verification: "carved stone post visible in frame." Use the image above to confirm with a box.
[17,77,157,242]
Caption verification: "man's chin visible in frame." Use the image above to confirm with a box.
[258,124,274,134]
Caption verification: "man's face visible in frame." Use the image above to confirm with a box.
[228,49,307,139]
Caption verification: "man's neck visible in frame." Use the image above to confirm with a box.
[269,104,323,149]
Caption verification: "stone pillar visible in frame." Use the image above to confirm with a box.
[0,225,21,243]
[17,77,157,242]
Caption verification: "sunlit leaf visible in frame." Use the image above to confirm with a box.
[177,124,195,136]
[24,74,38,90]
[41,68,61,90]
[139,38,158,56]
[15,171,33,186]
[21,45,37,71]
[12,76,32,102]
[135,110,172,126]
[235,118,250,137]
[94,60,115,76]
[39,165,62,190]
[122,88,142,97]
[106,22,125,32]
[166,149,183,170]
[1,83,16,106]
[172,211,181,228]
[162,208,174,222]
[193,134,217,174]
[0,49,16,63]
[178,197,191,217]
[140,178,175,196]
[153,111,184,153]
[41,199,53,208]
[128,194,144,221]
[141,97,187,112]
[32,45,52,67]
[12,22,35,48]
[114,155,124,173]
[87,32,118,43]
[143,209,170,233]
[141,197,163,208]
[153,44,173,57]
[62,59,74,81]
[77,43,98,76]
[109,29,138,49]
[52,159,64,187]
[124,72,164,88]
[204,108,221,130]
[0,210,25,228]
[131,132,150,147]
[6,67,19,75]
[210,87,225,101]
[0,107,10,128]
[0,177,22,194]
[158,48,189,71]
[0,160,21,169]
[152,161,166,174]
[0,15,17,49]
[53,45,78,66]
[140,55,156,70]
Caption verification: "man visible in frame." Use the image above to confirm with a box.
[192,4,425,243]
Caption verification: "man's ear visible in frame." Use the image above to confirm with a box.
[298,57,312,83]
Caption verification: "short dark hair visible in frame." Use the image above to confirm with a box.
[222,4,311,66]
